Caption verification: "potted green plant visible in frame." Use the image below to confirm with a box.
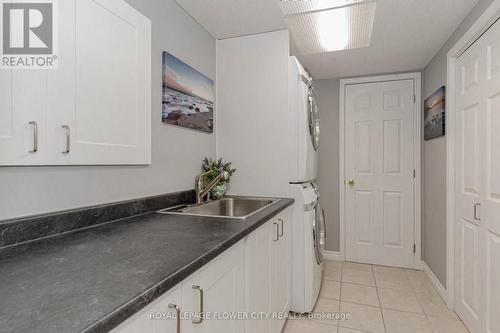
[201,157,236,199]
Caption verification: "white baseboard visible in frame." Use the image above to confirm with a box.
[322,250,343,261]
[421,261,448,304]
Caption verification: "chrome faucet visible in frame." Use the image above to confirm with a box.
[195,169,230,204]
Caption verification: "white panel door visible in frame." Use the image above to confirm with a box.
[482,21,500,333]
[455,35,484,333]
[455,18,500,333]
[345,79,416,268]
[52,0,151,165]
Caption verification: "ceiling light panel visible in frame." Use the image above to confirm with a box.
[279,0,376,55]
[279,0,366,16]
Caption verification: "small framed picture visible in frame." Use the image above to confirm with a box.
[162,52,214,133]
[424,86,445,140]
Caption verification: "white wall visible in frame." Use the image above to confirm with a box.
[216,30,290,197]
[315,79,340,251]
[422,0,494,287]
[0,0,216,220]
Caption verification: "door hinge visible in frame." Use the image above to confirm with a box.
[413,169,416,179]
[413,244,416,254]
[413,95,416,103]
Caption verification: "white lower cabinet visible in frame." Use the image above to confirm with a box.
[182,241,246,333]
[271,210,290,333]
[245,218,273,333]
[112,285,182,333]
[246,209,290,333]
[111,207,290,333]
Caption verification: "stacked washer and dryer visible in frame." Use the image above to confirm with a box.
[288,57,326,314]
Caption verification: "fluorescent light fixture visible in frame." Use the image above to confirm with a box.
[318,7,347,51]
[279,0,365,16]
[279,0,376,54]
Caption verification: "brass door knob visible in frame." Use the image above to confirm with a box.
[347,179,355,186]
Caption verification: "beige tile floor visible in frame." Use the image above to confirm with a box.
[284,260,470,333]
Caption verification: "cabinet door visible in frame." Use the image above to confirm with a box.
[0,69,47,165]
[271,209,290,333]
[50,0,151,165]
[111,285,182,333]
[1,0,151,165]
[182,241,246,333]
[246,220,272,333]
[152,286,183,333]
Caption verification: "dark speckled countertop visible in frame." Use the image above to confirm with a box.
[0,198,293,333]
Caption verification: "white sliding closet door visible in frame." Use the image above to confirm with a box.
[454,17,500,333]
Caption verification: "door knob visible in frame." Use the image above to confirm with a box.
[347,179,355,186]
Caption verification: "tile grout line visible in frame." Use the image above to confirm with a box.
[338,262,468,333]
[372,265,389,333]
[330,263,464,332]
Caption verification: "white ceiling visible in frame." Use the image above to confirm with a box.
[176,0,479,79]
[176,0,286,39]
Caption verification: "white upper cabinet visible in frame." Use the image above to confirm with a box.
[0,0,151,165]
[0,70,47,164]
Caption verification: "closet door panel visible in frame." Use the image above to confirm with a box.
[454,37,485,333]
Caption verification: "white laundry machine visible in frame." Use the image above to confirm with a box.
[288,56,319,184]
[288,56,324,313]
[289,182,325,313]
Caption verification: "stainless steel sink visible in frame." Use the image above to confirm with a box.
[157,197,277,219]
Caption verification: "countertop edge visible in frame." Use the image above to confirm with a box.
[82,198,294,333]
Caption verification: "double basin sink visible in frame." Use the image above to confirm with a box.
[157,197,277,219]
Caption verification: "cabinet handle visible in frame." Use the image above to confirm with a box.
[168,303,181,333]
[278,219,284,237]
[474,203,481,221]
[61,125,70,154]
[273,222,280,241]
[29,121,38,153]
[192,285,204,324]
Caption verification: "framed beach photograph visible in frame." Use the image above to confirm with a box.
[424,86,446,140]
[162,52,214,133]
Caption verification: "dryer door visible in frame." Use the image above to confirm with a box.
[317,200,326,253]
[312,200,325,265]
[307,88,320,151]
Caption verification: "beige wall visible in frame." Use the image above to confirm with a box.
[0,0,216,220]
[422,0,494,287]
[315,78,341,251]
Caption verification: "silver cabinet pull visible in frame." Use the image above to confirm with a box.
[278,219,284,237]
[474,203,481,221]
[168,303,181,333]
[273,222,280,241]
[28,121,38,153]
[61,125,70,154]
[192,285,204,324]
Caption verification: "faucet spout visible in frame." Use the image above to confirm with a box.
[195,170,229,204]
